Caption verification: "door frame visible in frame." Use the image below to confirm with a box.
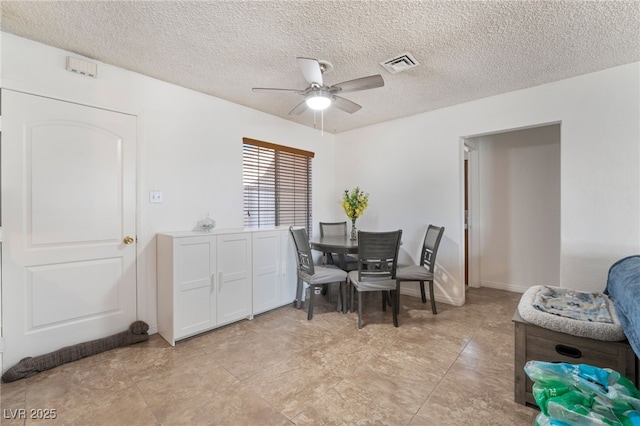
[461,138,481,288]
[0,89,146,362]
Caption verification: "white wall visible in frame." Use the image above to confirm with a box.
[474,125,561,292]
[335,62,639,304]
[2,33,638,322]
[0,33,339,333]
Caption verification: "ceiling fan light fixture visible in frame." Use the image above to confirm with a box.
[305,91,332,111]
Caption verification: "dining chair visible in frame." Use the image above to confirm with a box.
[395,225,445,314]
[348,230,402,329]
[319,221,358,272]
[289,226,348,320]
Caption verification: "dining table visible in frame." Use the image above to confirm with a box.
[309,234,403,314]
[309,235,359,271]
[309,235,359,313]
[309,235,401,265]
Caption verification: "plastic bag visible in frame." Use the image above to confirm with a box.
[535,412,574,426]
[524,361,640,426]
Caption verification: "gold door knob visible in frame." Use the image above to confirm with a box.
[123,236,135,245]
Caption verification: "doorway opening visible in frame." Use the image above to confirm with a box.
[463,123,561,292]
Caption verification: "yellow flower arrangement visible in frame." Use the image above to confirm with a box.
[342,187,369,221]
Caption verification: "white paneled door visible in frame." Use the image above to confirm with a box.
[1,90,137,371]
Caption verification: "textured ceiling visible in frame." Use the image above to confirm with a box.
[2,1,639,133]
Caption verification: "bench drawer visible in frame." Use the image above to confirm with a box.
[513,310,638,407]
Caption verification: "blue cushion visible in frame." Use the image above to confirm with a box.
[604,255,640,358]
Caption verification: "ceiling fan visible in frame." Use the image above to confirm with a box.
[252,57,384,115]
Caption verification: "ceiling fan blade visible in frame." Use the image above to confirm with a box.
[288,100,308,116]
[252,87,302,94]
[297,57,323,86]
[332,96,362,114]
[330,74,384,94]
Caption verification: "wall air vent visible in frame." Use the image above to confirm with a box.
[380,52,420,74]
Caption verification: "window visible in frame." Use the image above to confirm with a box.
[242,137,313,234]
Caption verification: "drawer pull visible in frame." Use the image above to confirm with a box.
[555,344,582,358]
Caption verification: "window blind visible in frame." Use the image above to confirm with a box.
[242,138,313,234]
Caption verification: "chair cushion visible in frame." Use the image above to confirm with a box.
[300,264,347,285]
[396,264,434,281]
[348,270,397,291]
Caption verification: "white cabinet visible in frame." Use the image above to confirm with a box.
[157,228,294,345]
[157,234,216,345]
[252,231,282,315]
[216,233,252,325]
[252,229,298,315]
[157,231,251,345]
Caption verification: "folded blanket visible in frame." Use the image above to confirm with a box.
[605,255,640,359]
[532,286,613,323]
[518,285,625,341]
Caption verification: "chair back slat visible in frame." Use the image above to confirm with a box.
[357,230,402,281]
[319,222,348,237]
[421,225,445,272]
[289,226,315,276]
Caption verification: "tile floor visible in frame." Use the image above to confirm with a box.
[1,287,539,425]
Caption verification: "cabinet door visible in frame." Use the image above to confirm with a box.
[217,233,252,324]
[176,236,217,338]
[252,231,282,315]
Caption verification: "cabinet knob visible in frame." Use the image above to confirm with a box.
[123,236,135,245]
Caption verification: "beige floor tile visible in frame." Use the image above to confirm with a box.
[299,333,379,378]
[244,355,342,419]
[416,360,533,425]
[456,327,514,371]
[26,385,158,425]
[161,382,291,425]
[186,320,258,355]
[292,379,414,425]
[118,338,206,383]
[24,353,131,408]
[18,354,156,425]
[207,328,307,380]
[135,352,240,422]
[346,358,442,414]
[397,308,486,341]
[1,380,27,426]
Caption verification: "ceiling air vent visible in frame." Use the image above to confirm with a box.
[380,52,420,74]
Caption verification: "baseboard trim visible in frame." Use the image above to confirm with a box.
[399,286,465,307]
[480,280,528,294]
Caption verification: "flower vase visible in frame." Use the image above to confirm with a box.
[350,219,357,240]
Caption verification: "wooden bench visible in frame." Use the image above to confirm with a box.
[513,310,638,407]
